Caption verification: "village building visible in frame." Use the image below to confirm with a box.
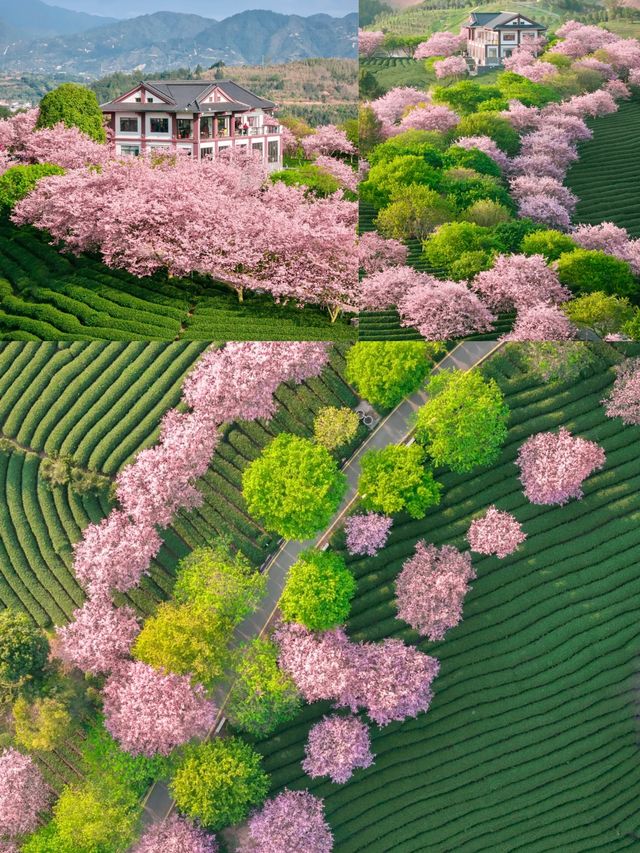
[462,12,547,68]
[101,79,283,168]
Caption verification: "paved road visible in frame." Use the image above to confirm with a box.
[141,340,502,826]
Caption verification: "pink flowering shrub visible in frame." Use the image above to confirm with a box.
[73,510,162,597]
[54,599,140,675]
[563,89,618,118]
[516,194,572,230]
[301,125,356,157]
[275,624,355,705]
[551,22,617,57]
[358,265,425,311]
[501,100,541,132]
[241,790,333,853]
[603,358,640,425]
[504,304,578,341]
[471,254,571,312]
[571,222,640,275]
[359,29,385,57]
[519,128,578,170]
[453,135,509,170]
[133,815,218,853]
[509,154,566,180]
[344,512,393,557]
[509,176,578,213]
[358,231,408,275]
[600,37,640,72]
[103,661,216,756]
[572,57,615,79]
[541,112,592,143]
[280,126,299,156]
[434,55,468,79]
[0,749,50,838]
[467,506,526,559]
[302,714,374,783]
[370,87,430,126]
[516,427,606,505]
[414,31,466,59]
[630,68,640,86]
[395,542,476,641]
[399,104,459,132]
[397,279,495,340]
[605,79,632,100]
[314,155,357,193]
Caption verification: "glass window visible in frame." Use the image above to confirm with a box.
[150,117,169,134]
[252,141,263,152]
[201,146,214,159]
[120,144,140,156]
[148,97,154,103]
[177,119,193,139]
[218,117,229,137]
[200,116,214,138]
[502,32,516,41]
[268,140,279,164]
[119,117,138,133]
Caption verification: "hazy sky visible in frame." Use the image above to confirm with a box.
[56,0,357,19]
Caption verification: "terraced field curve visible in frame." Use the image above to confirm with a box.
[255,345,640,851]
[567,95,640,238]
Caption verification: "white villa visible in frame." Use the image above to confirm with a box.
[462,12,547,68]
[101,79,283,168]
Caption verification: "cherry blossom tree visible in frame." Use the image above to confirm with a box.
[509,176,578,214]
[572,222,640,275]
[395,542,476,640]
[302,714,374,783]
[103,661,216,757]
[501,100,541,132]
[182,342,329,423]
[516,427,606,505]
[314,155,358,192]
[344,512,393,557]
[453,135,510,171]
[509,154,566,181]
[630,68,640,86]
[471,254,571,312]
[504,304,578,341]
[358,231,408,275]
[539,112,592,143]
[301,125,356,158]
[73,510,162,598]
[280,126,299,156]
[600,37,640,72]
[359,30,385,57]
[358,265,426,311]
[550,22,617,57]
[0,749,50,838]
[467,506,526,559]
[133,815,218,853]
[369,87,430,126]
[572,57,615,79]
[516,195,572,230]
[399,104,459,132]
[414,31,466,59]
[434,56,469,80]
[54,599,140,675]
[397,279,495,340]
[241,790,333,853]
[562,89,618,118]
[605,79,632,100]
[519,128,578,170]
[603,358,640,425]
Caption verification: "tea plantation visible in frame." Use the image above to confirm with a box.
[255,344,640,851]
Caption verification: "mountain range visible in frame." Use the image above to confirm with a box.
[0,0,357,76]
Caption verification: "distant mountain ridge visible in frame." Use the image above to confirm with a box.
[0,0,117,38]
[0,8,358,76]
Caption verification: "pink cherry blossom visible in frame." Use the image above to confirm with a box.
[603,358,640,425]
[358,265,426,311]
[370,87,430,126]
[516,427,606,505]
[301,125,356,158]
[280,126,299,156]
[358,232,408,275]
[629,68,640,86]
[0,749,50,838]
[302,714,374,783]
[241,790,333,853]
[397,279,496,340]
[414,31,466,59]
[103,661,216,757]
[551,22,617,57]
[562,89,618,118]
[344,512,393,557]
[471,254,571,312]
[516,194,572,230]
[605,78,632,99]
[359,29,385,57]
[434,55,468,79]
[314,155,357,193]
[133,814,218,853]
[453,135,509,170]
[572,57,616,79]
[509,154,566,181]
[571,222,640,275]
[537,111,593,142]
[54,599,140,675]
[399,104,459,132]
[467,506,526,559]
[510,176,578,212]
[395,541,476,641]
[501,100,541,132]
[503,304,578,341]
[600,37,640,72]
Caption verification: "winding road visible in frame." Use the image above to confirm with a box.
[141,339,502,826]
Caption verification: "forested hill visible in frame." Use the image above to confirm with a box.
[0,9,358,76]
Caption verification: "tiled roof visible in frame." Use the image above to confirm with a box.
[102,80,276,112]
[467,11,546,30]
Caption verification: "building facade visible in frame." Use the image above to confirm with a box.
[462,12,547,68]
[101,80,283,169]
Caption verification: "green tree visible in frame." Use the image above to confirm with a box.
[345,341,439,409]
[496,71,560,107]
[368,131,447,166]
[50,781,138,852]
[37,83,107,143]
[521,229,577,261]
[456,111,520,155]
[563,291,635,337]
[415,370,509,473]
[170,738,269,831]
[226,638,301,737]
[359,68,384,100]
[492,218,539,254]
[13,696,72,752]
[441,172,512,213]
[360,155,442,208]
[0,164,65,213]
[0,610,49,701]
[460,199,512,227]
[422,221,497,275]
[271,164,341,197]
[358,105,384,156]
[242,434,347,540]
[358,444,442,518]
[449,249,494,281]
[280,549,356,630]
[517,342,598,383]
[556,249,637,298]
[446,145,503,177]
[432,80,505,114]
[375,186,455,240]
[313,406,360,452]
[623,308,640,340]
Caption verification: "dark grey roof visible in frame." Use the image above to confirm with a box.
[102,79,276,112]
[103,101,249,113]
[467,11,546,30]
[215,80,276,110]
